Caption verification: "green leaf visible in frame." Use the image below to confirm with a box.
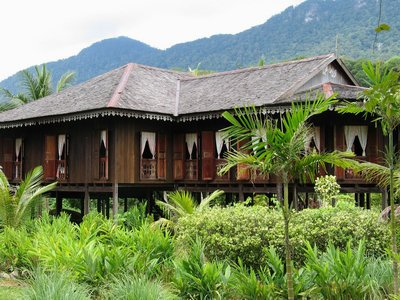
[375,23,391,33]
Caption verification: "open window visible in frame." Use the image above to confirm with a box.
[215,131,230,181]
[140,132,157,180]
[56,134,68,180]
[305,126,321,153]
[344,126,368,156]
[2,138,22,180]
[99,130,108,180]
[185,133,198,180]
[14,138,24,180]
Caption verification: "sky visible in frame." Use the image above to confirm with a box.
[0,0,305,81]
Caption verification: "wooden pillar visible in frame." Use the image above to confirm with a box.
[382,189,388,210]
[56,192,62,215]
[359,193,365,208]
[239,184,244,202]
[102,197,106,216]
[84,189,90,215]
[112,183,119,222]
[124,198,128,212]
[366,193,371,209]
[354,193,359,207]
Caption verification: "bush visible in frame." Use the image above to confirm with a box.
[22,269,91,300]
[102,274,177,300]
[176,205,390,268]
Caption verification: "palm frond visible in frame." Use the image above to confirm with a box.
[197,189,224,211]
[56,71,75,92]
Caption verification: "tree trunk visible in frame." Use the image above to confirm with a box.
[284,182,294,300]
[389,130,399,294]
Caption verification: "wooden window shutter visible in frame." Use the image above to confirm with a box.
[368,126,378,163]
[157,133,167,179]
[335,126,345,180]
[44,135,57,180]
[2,138,13,179]
[173,133,185,180]
[201,131,215,180]
[236,139,250,181]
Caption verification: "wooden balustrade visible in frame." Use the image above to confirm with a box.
[99,157,108,180]
[140,159,157,180]
[56,160,67,180]
[13,161,22,180]
[185,159,198,180]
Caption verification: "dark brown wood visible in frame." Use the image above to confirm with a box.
[173,133,185,180]
[201,131,215,180]
[44,135,57,180]
[2,138,13,179]
[157,133,167,179]
[92,131,100,180]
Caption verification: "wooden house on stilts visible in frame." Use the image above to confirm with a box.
[0,53,387,218]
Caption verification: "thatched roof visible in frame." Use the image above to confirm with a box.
[0,53,365,128]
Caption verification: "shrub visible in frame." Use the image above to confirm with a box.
[173,238,231,299]
[102,274,178,300]
[303,240,391,299]
[22,269,91,300]
[176,204,390,268]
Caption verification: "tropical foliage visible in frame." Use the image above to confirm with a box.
[0,64,75,111]
[314,175,341,207]
[155,189,223,228]
[0,166,56,228]
[338,60,400,294]
[219,94,355,299]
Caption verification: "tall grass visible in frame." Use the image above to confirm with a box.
[22,269,91,300]
[102,274,177,300]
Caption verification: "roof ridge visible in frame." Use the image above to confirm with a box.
[107,63,134,108]
[180,53,336,82]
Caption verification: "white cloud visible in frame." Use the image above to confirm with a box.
[0,0,305,81]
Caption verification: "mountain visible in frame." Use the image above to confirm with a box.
[1,0,398,93]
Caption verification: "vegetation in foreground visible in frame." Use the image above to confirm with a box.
[0,201,396,299]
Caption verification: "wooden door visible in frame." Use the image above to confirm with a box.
[2,138,13,179]
[201,131,215,180]
[157,133,167,179]
[173,133,185,180]
[92,131,100,180]
[44,135,57,180]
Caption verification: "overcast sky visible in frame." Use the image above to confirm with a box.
[0,0,305,81]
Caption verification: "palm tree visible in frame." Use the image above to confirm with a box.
[0,64,75,111]
[0,166,57,228]
[219,95,355,300]
[155,189,224,228]
[338,61,400,294]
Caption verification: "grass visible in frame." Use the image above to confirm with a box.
[0,279,25,299]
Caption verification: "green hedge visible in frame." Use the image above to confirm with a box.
[176,205,390,268]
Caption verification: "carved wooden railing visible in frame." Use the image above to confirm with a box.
[99,157,108,180]
[13,161,22,181]
[185,159,198,180]
[140,159,157,180]
[215,159,229,181]
[56,160,67,180]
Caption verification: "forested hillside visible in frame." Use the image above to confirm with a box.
[1,0,398,93]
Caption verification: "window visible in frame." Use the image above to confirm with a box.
[99,130,108,180]
[305,126,321,153]
[344,126,368,156]
[56,134,68,180]
[140,132,156,179]
[185,133,198,180]
[14,138,23,180]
